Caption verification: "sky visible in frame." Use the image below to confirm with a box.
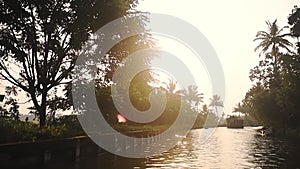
[136,0,299,114]
[0,0,298,116]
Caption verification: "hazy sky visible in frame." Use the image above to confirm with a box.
[137,0,299,114]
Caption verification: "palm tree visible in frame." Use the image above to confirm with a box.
[161,79,182,94]
[201,104,209,115]
[209,94,223,114]
[182,85,203,108]
[233,102,246,116]
[254,20,293,69]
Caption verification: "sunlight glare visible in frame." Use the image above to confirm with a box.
[150,35,213,105]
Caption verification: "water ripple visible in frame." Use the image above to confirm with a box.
[144,127,300,169]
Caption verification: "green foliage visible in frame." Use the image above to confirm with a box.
[288,6,300,37]
[54,115,85,136]
[182,85,204,108]
[252,90,285,127]
[129,70,155,111]
[95,66,211,130]
[0,116,85,144]
[288,6,300,54]
[0,106,9,117]
[209,94,223,115]
[254,20,292,56]
[0,0,142,127]
[0,117,66,143]
[96,81,183,127]
[241,6,300,132]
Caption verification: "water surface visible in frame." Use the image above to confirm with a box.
[46,127,300,169]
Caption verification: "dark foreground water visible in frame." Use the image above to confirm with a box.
[46,127,300,169]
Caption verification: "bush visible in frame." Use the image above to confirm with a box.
[54,115,85,137]
[0,117,73,144]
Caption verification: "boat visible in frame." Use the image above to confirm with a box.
[226,116,244,128]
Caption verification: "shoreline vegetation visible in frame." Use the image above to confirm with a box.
[0,116,84,145]
[234,6,300,140]
[2,114,300,146]
[0,115,201,145]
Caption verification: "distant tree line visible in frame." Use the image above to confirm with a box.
[96,67,223,130]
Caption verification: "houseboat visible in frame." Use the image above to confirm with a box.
[226,116,244,128]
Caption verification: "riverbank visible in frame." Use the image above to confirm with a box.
[271,127,300,139]
[0,122,211,168]
[0,128,163,169]
[0,135,97,169]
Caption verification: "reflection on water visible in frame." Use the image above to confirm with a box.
[46,127,300,169]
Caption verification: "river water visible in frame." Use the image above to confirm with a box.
[48,127,300,169]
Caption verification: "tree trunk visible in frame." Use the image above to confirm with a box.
[31,89,47,128]
[272,44,280,89]
[39,107,46,127]
[297,37,300,55]
[39,91,47,128]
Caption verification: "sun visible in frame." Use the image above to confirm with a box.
[149,35,213,104]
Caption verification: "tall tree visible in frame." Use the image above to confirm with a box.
[253,20,293,87]
[200,104,209,115]
[288,6,300,54]
[0,0,140,127]
[254,20,293,58]
[161,79,182,94]
[182,85,203,109]
[209,94,223,114]
[243,12,300,128]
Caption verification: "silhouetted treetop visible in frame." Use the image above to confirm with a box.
[0,0,143,127]
[288,6,300,37]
